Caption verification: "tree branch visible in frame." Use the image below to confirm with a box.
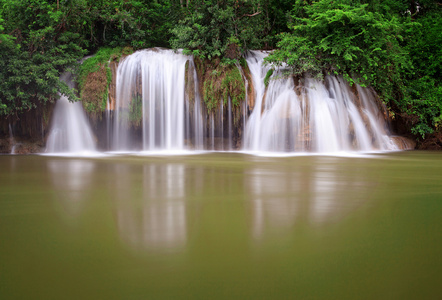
[243,11,261,17]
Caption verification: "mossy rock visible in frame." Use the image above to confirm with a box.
[77,47,133,115]
[200,62,246,111]
[80,65,109,114]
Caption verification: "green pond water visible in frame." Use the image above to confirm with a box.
[0,151,441,299]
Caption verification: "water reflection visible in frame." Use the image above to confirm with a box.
[45,155,376,251]
[310,162,370,223]
[248,167,302,239]
[47,159,95,218]
[246,158,373,239]
[311,163,344,223]
[112,163,187,252]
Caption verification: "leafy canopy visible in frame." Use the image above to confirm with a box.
[267,0,411,91]
[170,0,268,61]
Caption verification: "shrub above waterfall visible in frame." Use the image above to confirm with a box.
[266,1,410,95]
[170,0,269,61]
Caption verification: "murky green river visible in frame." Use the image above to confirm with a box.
[1,151,441,299]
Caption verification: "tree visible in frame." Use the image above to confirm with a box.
[266,0,442,139]
[170,0,268,61]
[267,0,411,92]
[0,1,85,115]
[401,1,442,138]
[0,0,179,116]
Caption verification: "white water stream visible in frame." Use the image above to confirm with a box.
[112,49,205,151]
[44,49,405,155]
[243,51,399,153]
[45,73,97,154]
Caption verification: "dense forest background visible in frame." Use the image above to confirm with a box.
[0,0,441,144]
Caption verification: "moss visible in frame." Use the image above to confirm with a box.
[79,65,108,114]
[202,63,246,112]
[221,66,245,107]
[129,94,143,126]
[77,47,132,114]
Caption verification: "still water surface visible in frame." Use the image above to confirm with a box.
[1,152,441,299]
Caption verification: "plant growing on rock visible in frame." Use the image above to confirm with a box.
[77,47,132,114]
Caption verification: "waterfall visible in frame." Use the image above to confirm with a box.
[243,51,273,151]
[228,97,233,150]
[211,113,215,150]
[43,48,410,155]
[192,60,205,150]
[112,48,204,151]
[105,95,112,150]
[45,72,97,154]
[8,123,18,154]
[243,51,400,153]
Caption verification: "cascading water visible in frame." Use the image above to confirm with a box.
[8,123,18,154]
[45,72,97,153]
[184,59,205,150]
[43,49,410,155]
[112,49,205,151]
[243,51,400,153]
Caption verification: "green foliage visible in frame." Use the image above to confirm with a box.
[262,0,293,47]
[0,0,178,116]
[407,76,442,138]
[0,0,440,142]
[170,0,269,61]
[0,1,85,116]
[264,69,274,87]
[0,0,291,117]
[221,66,245,107]
[202,63,245,111]
[402,6,442,138]
[266,0,442,139]
[267,1,411,95]
[77,47,124,90]
[0,0,86,115]
[77,47,131,113]
[84,0,177,50]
